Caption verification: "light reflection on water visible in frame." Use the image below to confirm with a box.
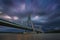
[0,33,60,40]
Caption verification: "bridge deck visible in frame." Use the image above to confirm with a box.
[0,19,41,33]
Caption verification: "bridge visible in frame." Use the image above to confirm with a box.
[0,19,41,33]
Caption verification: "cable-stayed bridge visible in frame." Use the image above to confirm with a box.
[0,19,41,33]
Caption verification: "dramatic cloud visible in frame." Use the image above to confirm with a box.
[0,0,60,32]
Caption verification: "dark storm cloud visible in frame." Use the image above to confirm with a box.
[0,0,60,32]
[2,0,13,6]
[0,0,58,16]
[42,12,60,31]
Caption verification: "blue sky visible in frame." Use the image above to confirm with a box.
[0,0,60,32]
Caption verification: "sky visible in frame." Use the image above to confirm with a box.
[0,0,60,32]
